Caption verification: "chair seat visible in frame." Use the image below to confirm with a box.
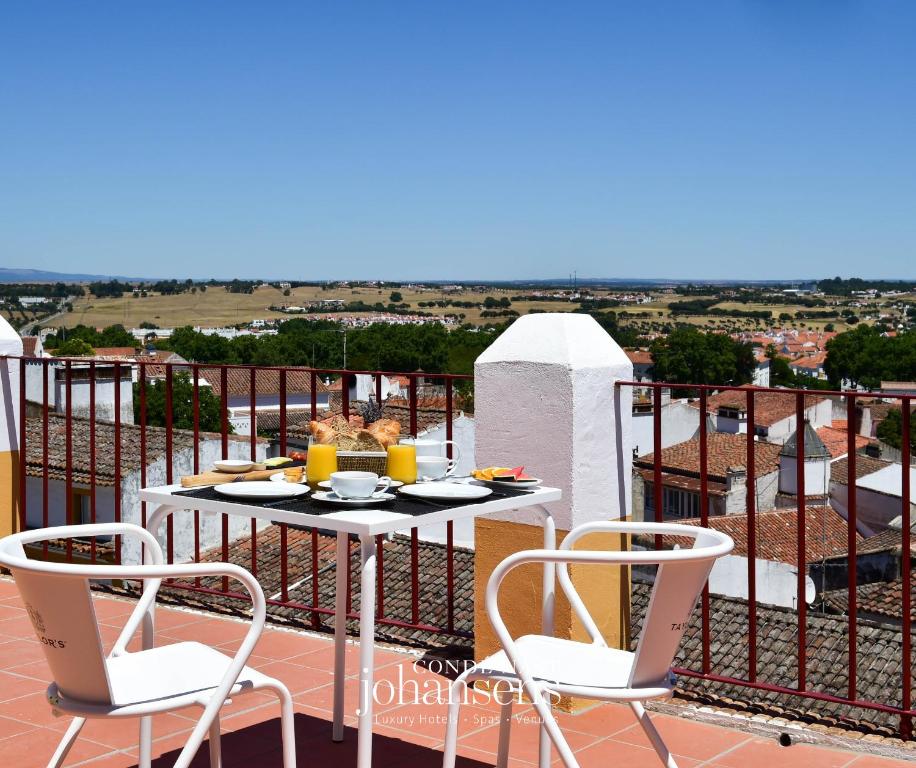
[471,635,638,691]
[105,642,273,708]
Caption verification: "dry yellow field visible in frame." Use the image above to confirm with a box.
[46,285,905,334]
[53,284,583,329]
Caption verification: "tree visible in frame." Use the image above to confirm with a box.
[650,327,754,391]
[55,338,95,356]
[135,373,225,432]
[389,291,403,303]
[876,408,916,452]
[825,326,916,390]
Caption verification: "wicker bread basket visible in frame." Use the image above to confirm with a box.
[336,450,388,475]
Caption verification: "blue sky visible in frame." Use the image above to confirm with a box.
[2,2,915,281]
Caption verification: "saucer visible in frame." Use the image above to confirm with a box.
[316,480,403,490]
[311,491,396,507]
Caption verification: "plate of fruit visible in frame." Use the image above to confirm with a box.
[471,466,541,488]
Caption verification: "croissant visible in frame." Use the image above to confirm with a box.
[367,419,400,447]
[309,420,338,444]
[368,418,401,437]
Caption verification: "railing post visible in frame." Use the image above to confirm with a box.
[0,318,24,538]
[473,313,633,712]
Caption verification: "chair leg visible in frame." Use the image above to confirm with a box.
[442,675,470,768]
[538,699,550,768]
[47,717,85,768]
[272,684,297,768]
[529,689,579,768]
[138,715,153,768]
[630,701,678,768]
[496,698,513,768]
[208,714,222,768]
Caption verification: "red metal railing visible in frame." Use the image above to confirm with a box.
[620,379,915,737]
[8,349,915,733]
[9,354,472,641]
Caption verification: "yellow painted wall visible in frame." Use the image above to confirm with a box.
[474,518,630,711]
[0,450,21,538]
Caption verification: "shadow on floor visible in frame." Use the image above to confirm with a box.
[149,712,488,768]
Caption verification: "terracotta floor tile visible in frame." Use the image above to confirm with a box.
[714,737,859,768]
[0,713,38,740]
[845,756,916,768]
[251,658,335,693]
[552,700,640,738]
[0,669,47,701]
[0,691,60,730]
[90,598,139,622]
[284,640,366,671]
[3,656,50,681]
[237,627,326,661]
[0,725,114,767]
[77,713,196,750]
[457,714,600,764]
[0,603,26,621]
[0,615,35,640]
[0,638,54,667]
[159,617,249,647]
[573,737,701,768]
[611,712,752,761]
[74,753,144,768]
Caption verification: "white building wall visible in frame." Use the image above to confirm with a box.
[708,554,815,608]
[778,456,831,496]
[55,375,134,424]
[631,400,701,457]
[764,399,833,444]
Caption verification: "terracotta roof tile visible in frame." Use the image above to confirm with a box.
[625,349,653,365]
[830,455,893,485]
[204,368,329,398]
[815,426,870,459]
[673,506,861,565]
[635,433,782,481]
[694,388,828,428]
[25,414,261,486]
[824,576,916,622]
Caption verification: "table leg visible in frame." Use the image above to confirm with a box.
[332,533,349,742]
[534,505,555,768]
[356,534,377,768]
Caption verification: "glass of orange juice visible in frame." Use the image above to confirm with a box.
[306,437,338,484]
[386,436,417,484]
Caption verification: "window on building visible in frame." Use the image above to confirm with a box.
[70,487,92,526]
[644,482,701,519]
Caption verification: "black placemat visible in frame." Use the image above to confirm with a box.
[172,481,540,519]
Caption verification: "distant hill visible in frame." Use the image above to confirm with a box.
[0,267,143,283]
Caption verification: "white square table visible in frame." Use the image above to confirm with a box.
[140,481,561,768]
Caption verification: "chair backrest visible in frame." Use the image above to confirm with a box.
[629,528,721,688]
[0,538,112,705]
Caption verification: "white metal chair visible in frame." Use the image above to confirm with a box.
[442,521,733,768]
[0,523,296,768]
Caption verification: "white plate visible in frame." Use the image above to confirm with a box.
[477,477,542,489]
[311,491,396,507]
[214,481,309,500]
[270,472,308,485]
[399,483,492,501]
[214,459,255,473]
[316,479,403,490]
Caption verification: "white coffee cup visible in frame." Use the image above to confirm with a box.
[329,471,391,499]
[416,455,457,481]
